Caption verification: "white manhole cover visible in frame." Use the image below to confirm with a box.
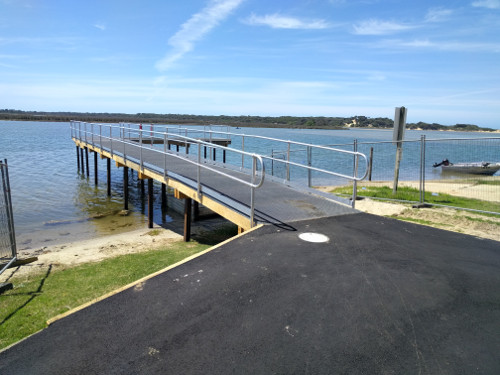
[299,232,329,243]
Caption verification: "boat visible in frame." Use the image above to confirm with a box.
[433,159,500,176]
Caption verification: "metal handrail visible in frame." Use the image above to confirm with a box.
[112,122,369,182]
[71,121,265,225]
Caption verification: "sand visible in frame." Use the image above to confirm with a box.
[2,227,183,280]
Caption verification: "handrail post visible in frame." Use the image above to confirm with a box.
[241,136,245,169]
[99,124,102,152]
[122,123,126,163]
[420,135,426,204]
[352,154,359,209]
[164,132,167,180]
[286,142,291,181]
[250,156,257,227]
[110,124,113,157]
[91,123,94,146]
[307,146,312,187]
[197,143,202,196]
[139,129,143,172]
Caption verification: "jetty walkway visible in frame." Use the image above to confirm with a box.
[70,122,368,237]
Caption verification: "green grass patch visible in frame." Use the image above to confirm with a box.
[330,185,500,213]
[0,241,210,350]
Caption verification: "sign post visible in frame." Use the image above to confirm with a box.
[392,107,407,194]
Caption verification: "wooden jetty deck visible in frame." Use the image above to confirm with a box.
[71,122,367,239]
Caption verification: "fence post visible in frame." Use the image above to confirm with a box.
[307,146,312,187]
[352,141,358,208]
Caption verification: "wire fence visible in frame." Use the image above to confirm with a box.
[335,136,500,215]
[1,159,17,275]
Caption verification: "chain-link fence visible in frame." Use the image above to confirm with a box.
[1,159,17,275]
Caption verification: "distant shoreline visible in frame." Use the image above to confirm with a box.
[0,111,498,132]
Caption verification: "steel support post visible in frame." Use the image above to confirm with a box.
[148,179,154,229]
[184,197,192,242]
[123,166,129,210]
[106,158,111,196]
[94,152,98,186]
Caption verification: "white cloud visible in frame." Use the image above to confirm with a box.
[376,38,500,52]
[425,8,453,22]
[155,0,244,72]
[93,23,106,31]
[244,13,330,29]
[471,0,500,9]
[352,19,415,35]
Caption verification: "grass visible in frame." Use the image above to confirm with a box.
[330,185,500,213]
[0,241,211,350]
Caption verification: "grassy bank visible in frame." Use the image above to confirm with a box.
[330,185,500,213]
[0,241,210,350]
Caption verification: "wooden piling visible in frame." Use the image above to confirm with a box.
[123,166,129,210]
[148,179,154,229]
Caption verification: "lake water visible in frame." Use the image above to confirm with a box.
[1,121,498,252]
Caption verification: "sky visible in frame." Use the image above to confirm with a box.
[1,0,499,128]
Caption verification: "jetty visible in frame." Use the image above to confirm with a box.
[70,121,368,239]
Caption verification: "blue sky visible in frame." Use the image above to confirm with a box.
[1,0,499,128]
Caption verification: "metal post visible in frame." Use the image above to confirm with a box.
[184,198,192,241]
[1,160,17,259]
[148,179,154,229]
[197,143,201,195]
[80,147,85,175]
[76,146,80,171]
[139,129,143,172]
[94,152,98,186]
[241,136,245,169]
[307,146,312,187]
[85,147,89,178]
[352,141,358,208]
[419,135,426,204]
[123,166,129,210]
[250,157,256,227]
[164,133,167,180]
[106,158,111,197]
[286,142,290,181]
[368,147,374,181]
[161,183,167,211]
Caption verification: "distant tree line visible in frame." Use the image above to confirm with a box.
[0,109,495,132]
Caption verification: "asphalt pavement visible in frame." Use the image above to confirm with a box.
[1,212,499,374]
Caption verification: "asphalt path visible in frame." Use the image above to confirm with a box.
[1,213,499,374]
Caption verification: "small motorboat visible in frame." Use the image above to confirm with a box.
[433,159,500,176]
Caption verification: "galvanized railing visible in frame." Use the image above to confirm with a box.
[71,121,266,225]
[71,121,369,208]
[0,159,17,276]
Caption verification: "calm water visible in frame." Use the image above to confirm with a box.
[1,121,498,251]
